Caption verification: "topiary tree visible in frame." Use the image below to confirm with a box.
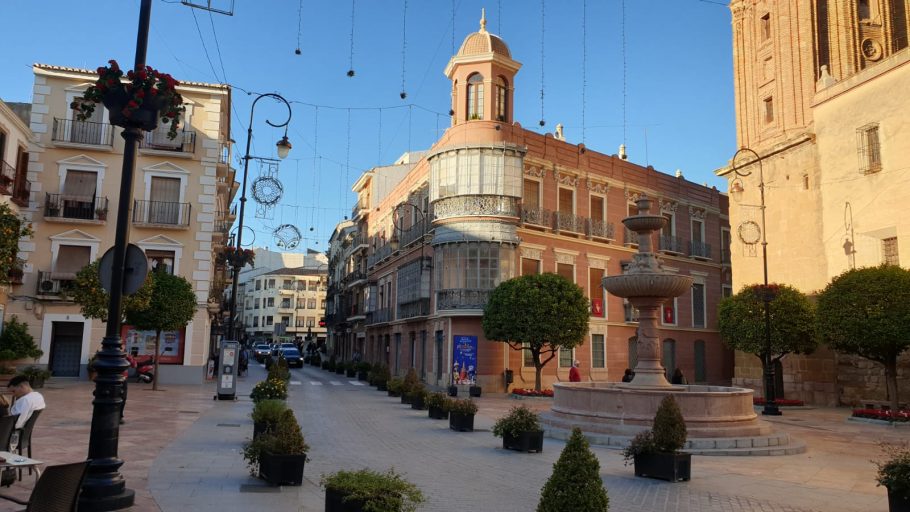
[0,316,43,366]
[537,427,609,512]
[70,259,153,322]
[0,203,32,286]
[816,265,910,413]
[652,395,687,453]
[126,269,197,390]
[717,283,817,398]
[483,273,590,391]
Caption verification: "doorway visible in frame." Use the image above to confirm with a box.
[49,321,83,377]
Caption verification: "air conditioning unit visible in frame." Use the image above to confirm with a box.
[40,280,55,292]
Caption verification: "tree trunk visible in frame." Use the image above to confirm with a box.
[533,350,543,391]
[885,358,900,414]
[153,329,161,391]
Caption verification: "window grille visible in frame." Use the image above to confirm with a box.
[857,124,881,174]
[882,237,899,265]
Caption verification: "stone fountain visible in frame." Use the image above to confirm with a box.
[541,197,804,455]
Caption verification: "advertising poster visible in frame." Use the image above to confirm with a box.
[452,335,477,385]
[121,325,185,364]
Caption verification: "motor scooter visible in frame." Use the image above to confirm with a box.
[132,355,155,383]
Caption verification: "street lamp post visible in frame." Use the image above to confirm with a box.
[227,93,292,341]
[730,147,781,416]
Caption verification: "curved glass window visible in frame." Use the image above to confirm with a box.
[429,147,523,201]
[434,242,515,291]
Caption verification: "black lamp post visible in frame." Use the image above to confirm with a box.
[730,147,781,416]
[227,93,292,340]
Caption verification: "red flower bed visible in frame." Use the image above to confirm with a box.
[511,388,554,397]
[852,408,910,422]
[753,398,805,406]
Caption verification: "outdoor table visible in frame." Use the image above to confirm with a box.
[0,451,42,480]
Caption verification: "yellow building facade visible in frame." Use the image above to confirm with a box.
[5,64,236,383]
[718,0,910,405]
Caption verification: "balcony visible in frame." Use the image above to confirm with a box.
[398,298,431,319]
[433,195,520,221]
[45,194,108,222]
[399,219,428,248]
[624,228,639,247]
[658,234,685,255]
[139,130,196,155]
[554,211,585,235]
[689,240,712,261]
[343,269,367,287]
[0,160,14,196]
[132,200,191,228]
[36,271,76,298]
[366,308,392,325]
[367,244,393,268]
[588,219,615,241]
[436,288,491,311]
[520,206,551,228]
[52,118,114,147]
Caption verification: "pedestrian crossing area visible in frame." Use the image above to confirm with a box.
[306,380,365,386]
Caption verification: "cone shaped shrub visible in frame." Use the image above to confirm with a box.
[537,427,609,512]
[652,395,687,453]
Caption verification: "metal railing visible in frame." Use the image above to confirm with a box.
[366,308,392,325]
[689,240,712,260]
[432,195,520,220]
[368,244,393,268]
[11,174,30,207]
[659,234,685,254]
[139,129,196,153]
[624,228,639,246]
[521,206,551,227]
[436,288,492,310]
[52,118,114,146]
[0,160,15,196]
[132,200,191,226]
[397,298,431,319]
[399,219,428,248]
[588,219,615,240]
[45,193,109,221]
[554,211,585,234]
[36,270,76,296]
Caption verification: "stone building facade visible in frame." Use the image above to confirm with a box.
[0,99,33,326]
[718,0,910,405]
[327,16,734,393]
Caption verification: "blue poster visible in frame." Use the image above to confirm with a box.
[452,335,477,385]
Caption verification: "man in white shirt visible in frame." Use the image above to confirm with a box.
[8,376,45,429]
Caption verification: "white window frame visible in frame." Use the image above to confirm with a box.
[136,235,184,275]
[56,155,107,197]
[49,230,101,272]
[590,333,606,369]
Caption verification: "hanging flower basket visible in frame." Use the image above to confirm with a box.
[218,246,255,268]
[71,60,186,139]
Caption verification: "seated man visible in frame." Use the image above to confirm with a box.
[8,376,45,429]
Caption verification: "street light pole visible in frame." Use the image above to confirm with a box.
[227,93,292,341]
[731,147,781,416]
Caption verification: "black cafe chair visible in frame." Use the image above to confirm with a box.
[0,460,89,512]
[14,410,41,479]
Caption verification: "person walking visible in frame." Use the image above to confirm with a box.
[621,368,634,383]
[569,360,582,382]
[671,367,688,385]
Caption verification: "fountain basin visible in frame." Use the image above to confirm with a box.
[622,214,667,233]
[602,273,694,299]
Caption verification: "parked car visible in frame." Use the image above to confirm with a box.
[280,347,303,368]
[253,343,271,362]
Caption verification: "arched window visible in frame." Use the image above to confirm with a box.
[466,73,484,120]
[495,76,508,121]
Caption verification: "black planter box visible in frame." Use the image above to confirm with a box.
[357,371,369,381]
[321,362,329,370]
[387,389,401,397]
[346,369,356,378]
[633,452,691,482]
[335,367,345,375]
[377,382,388,391]
[410,395,426,410]
[253,420,276,440]
[502,430,544,453]
[449,412,475,432]
[889,487,910,512]
[428,406,449,420]
[469,385,482,397]
[259,452,306,486]
[325,487,367,512]
[400,394,412,405]
[447,385,458,397]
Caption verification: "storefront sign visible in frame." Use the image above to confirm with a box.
[121,325,185,364]
[452,335,477,385]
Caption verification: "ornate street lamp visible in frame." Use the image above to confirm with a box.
[227,93,292,340]
[729,147,781,416]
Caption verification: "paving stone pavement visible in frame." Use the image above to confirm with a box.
[1,364,900,511]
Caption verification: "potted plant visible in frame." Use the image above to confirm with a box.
[345,361,357,378]
[249,378,288,403]
[372,365,390,391]
[447,384,458,397]
[492,405,544,453]
[20,366,51,389]
[622,395,691,482]
[400,368,419,405]
[387,377,404,397]
[875,442,910,512]
[537,427,609,512]
[469,384,482,397]
[95,208,108,221]
[321,468,424,512]
[0,316,43,380]
[268,357,290,382]
[448,398,478,432]
[426,392,449,420]
[408,384,427,410]
[250,399,288,439]
[243,409,309,486]
[356,362,371,381]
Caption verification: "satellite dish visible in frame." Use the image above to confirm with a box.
[99,243,149,296]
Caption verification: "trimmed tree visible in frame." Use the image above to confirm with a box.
[537,427,609,512]
[717,283,817,398]
[70,259,153,322]
[0,316,43,365]
[127,269,197,390]
[483,273,590,391]
[816,265,910,413]
[0,203,32,286]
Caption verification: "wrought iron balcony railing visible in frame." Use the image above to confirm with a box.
[521,206,551,228]
[436,288,492,311]
[399,219,428,248]
[659,234,685,254]
[45,193,109,221]
[11,173,30,207]
[366,308,392,325]
[0,160,15,196]
[554,211,585,234]
[689,240,712,260]
[433,195,520,221]
[52,118,114,147]
[132,200,191,226]
[139,129,196,153]
[368,244,393,268]
[397,298,431,319]
[588,219,615,240]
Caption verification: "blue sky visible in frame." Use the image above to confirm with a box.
[0,0,735,253]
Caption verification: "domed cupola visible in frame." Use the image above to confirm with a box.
[444,9,521,124]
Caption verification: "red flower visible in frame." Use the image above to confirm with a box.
[108,60,120,71]
[127,70,135,79]
[127,100,139,108]
[149,88,158,96]
[135,89,145,98]
[166,111,176,118]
